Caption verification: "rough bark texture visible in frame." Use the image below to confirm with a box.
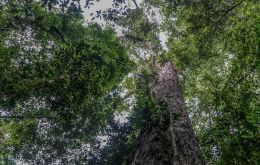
[127,62,205,165]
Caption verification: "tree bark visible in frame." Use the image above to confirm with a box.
[126,62,205,165]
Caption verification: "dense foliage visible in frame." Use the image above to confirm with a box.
[0,0,132,164]
[0,0,258,164]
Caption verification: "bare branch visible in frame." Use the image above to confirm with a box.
[132,0,139,9]
[220,1,243,19]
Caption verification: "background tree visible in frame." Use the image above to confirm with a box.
[0,0,132,164]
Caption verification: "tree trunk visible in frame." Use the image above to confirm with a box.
[126,62,205,165]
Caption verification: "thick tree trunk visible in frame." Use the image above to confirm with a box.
[126,62,205,165]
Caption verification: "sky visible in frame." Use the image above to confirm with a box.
[81,0,138,23]
[81,0,114,23]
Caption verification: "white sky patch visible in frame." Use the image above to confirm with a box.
[114,111,130,124]
[159,31,168,50]
[96,135,109,148]
[16,161,29,165]
[81,0,114,24]
[81,0,143,23]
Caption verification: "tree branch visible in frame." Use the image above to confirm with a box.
[122,91,134,100]
[120,34,145,43]
[132,0,139,9]
[220,1,243,19]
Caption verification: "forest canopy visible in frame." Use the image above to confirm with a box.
[0,0,259,164]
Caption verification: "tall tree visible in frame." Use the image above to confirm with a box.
[126,62,205,165]
[0,0,258,164]
[142,0,259,164]
[106,1,206,164]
